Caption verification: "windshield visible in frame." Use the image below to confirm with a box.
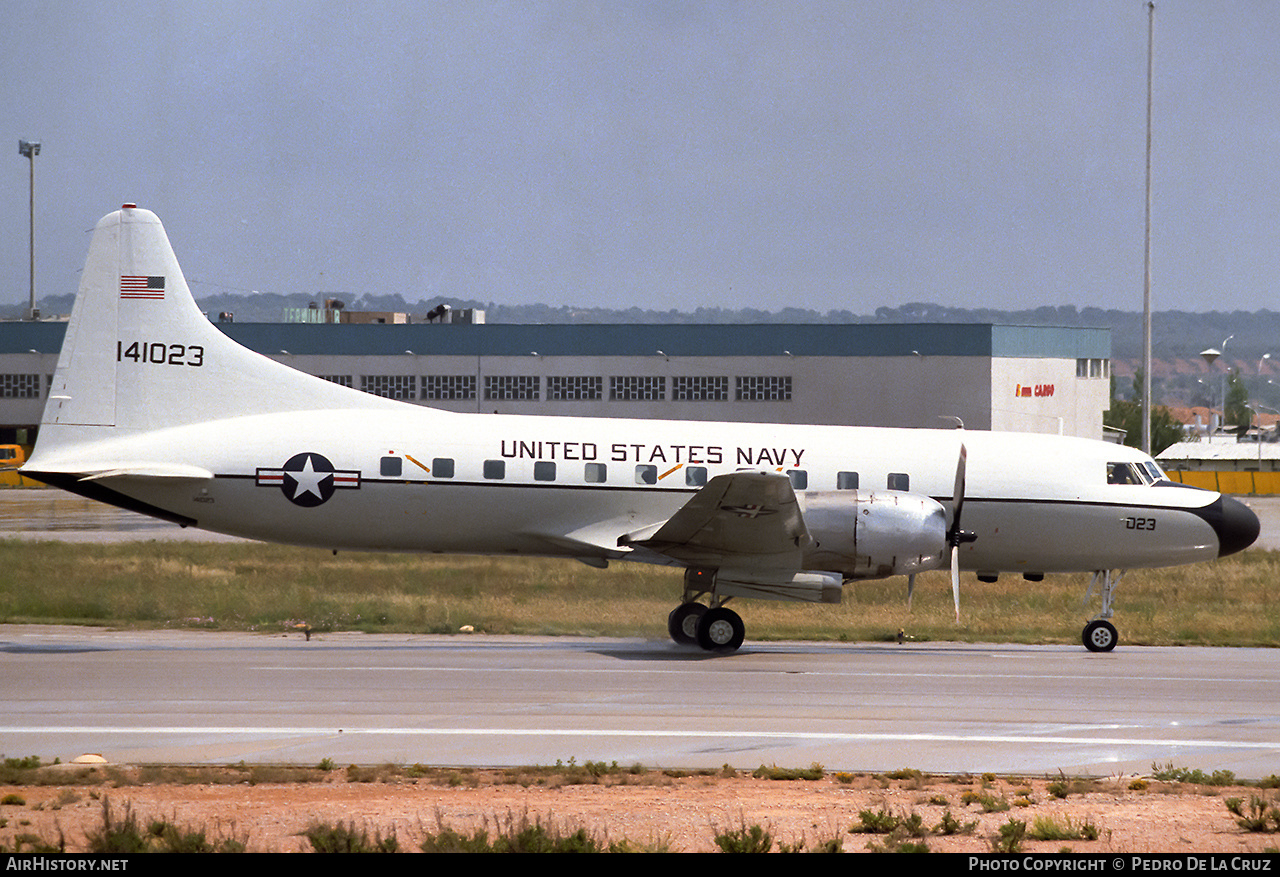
[1108,461,1153,485]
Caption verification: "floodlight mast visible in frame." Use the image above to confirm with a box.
[18,139,41,321]
[1141,2,1155,454]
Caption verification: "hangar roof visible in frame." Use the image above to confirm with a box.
[0,321,1109,360]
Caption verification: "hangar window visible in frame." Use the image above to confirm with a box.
[787,469,807,490]
[485,375,540,401]
[887,473,910,491]
[534,461,556,482]
[362,375,417,400]
[584,463,607,483]
[318,374,353,388]
[736,376,792,401]
[380,456,402,477]
[432,458,455,478]
[0,374,40,398]
[612,375,666,401]
[673,376,729,401]
[686,466,708,487]
[422,375,477,400]
[483,460,505,480]
[548,375,603,401]
[837,471,859,490]
[635,464,657,485]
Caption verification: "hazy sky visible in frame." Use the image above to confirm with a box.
[2,1,1277,314]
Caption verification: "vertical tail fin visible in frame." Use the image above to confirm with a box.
[34,205,395,458]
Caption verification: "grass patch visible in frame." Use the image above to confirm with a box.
[1,540,1279,646]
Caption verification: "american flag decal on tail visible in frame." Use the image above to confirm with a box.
[120,275,165,300]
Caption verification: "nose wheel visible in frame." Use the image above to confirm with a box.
[1083,619,1118,652]
[1081,570,1122,652]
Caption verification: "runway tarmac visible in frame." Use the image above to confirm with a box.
[1,490,1276,777]
[3,625,1279,778]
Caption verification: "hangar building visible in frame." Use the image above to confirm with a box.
[0,320,1110,445]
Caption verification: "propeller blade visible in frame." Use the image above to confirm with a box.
[951,546,961,623]
[907,573,916,611]
[949,442,967,540]
[946,442,969,624]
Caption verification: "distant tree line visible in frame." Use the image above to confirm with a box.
[10,293,1278,376]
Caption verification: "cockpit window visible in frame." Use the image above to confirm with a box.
[1108,462,1159,485]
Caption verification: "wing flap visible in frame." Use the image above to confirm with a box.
[624,471,809,568]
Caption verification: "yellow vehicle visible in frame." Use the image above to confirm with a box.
[0,445,39,487]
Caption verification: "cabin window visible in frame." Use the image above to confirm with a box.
[432,458,455,478]
[380,456,402,477]
[837,471,859,490]
[584,463,607,483]
[787,469,807,490]
[534,461,556,482]
[686,466,708,487]
[887,473,910,491]
[635,464,657,485]
[483,460,505,480]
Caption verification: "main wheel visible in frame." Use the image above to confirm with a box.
[1083,619,1118,652]
[696,606,745,653]
[667,602,706,645]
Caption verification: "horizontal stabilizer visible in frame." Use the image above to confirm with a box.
[78,463,215,482]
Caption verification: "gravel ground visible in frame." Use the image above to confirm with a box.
[3,768,1279,853]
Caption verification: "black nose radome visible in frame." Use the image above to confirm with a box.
[1195,495,1261,557]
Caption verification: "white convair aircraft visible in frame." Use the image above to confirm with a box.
[23,206,1260,653]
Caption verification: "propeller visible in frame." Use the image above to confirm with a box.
[945,442,978,622]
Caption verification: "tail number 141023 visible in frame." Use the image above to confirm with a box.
[117,341,204,367]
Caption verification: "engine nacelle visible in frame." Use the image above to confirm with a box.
[800,490,949,579]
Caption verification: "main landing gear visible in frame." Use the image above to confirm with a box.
[668,570,746,653]
[668,601,745,652]
[1081,570,1123,652]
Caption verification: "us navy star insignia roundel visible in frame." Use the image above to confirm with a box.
[255,453,361,507]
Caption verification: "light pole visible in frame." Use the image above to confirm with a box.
[1200,347,1221,435]
[18,140,40,320]
[1221,334,1235,435]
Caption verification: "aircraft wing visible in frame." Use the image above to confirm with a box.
[622,471,810,569]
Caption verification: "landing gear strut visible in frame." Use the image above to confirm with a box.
[1081,570,1123,652]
